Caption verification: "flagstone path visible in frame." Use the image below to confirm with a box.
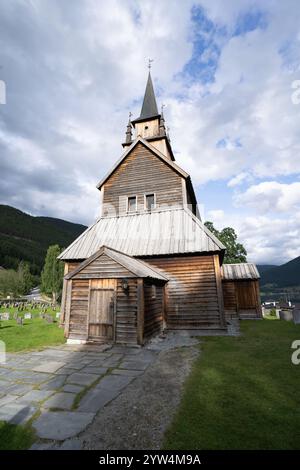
[0,332,201,449]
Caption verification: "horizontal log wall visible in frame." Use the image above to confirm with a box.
[143,283,164,339]
[222,280,238,320]
[61,261,80,326]
[145,255,224,329]
[116,278,138,344]
[72,254,134,279]
[102,142,184,216]
[68,279,89,339]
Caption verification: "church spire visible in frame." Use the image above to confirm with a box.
[139,71,159,120]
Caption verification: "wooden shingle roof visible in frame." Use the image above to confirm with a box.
[221,263,260,280]
[59,207,225,261]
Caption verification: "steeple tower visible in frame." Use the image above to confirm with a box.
[123,70,175,160]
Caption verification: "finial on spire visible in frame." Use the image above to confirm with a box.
[148,58,154,70]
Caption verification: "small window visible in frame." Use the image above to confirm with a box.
[151,285,156,299]
[127,196,137,212]
[145,193,155,211]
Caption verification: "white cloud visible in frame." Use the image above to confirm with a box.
[234,181,300,213]
[0,0,299,265]
[228,172,251,187]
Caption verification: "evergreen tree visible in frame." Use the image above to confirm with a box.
[17,261,34,294]
[205,221,247,264]
[41,245,64,303]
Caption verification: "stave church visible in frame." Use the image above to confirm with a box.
[59,71,261,345]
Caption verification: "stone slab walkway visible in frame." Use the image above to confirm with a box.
[0,330,224,449]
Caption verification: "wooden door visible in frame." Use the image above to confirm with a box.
[88,288,115,341]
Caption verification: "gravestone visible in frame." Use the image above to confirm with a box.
[279,310,293,321]
[45,315,54,323]
[1,312,10,320]
[56,312,61,319]
[293,309,300,325]
[17,317,23,326]
[24,313,32,320]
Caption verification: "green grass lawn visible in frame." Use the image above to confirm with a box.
[0,421,35,450]
[0,307,65,352]
[164,319,300,450]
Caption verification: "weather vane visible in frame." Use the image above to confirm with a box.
[148,58,154,70]
[161,103,165,112]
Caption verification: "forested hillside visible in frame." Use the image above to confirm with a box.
[0,205,86,274]
[260,256,300,287]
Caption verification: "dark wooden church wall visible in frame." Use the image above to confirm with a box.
[102,142,184,216]
[222,280,238,320]
[72,253,134,279]
[115,278,138,344]
[68,279,89,339]
[236,280,261,319]
[146,255,224,328]
[143,283,164,339]
[222,279,262,319]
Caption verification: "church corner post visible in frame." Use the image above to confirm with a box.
[213,254,226,328]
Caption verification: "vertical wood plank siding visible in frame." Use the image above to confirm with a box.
[236,280,262,319]
[102,142,184,216]
[222,279,262,319]
[143,283,164,339]
[146,255,225,328]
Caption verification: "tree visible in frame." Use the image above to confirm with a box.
[0,268,24,298]
[17,261,34,295]
[204,221,247,264]
[41,245,64,303]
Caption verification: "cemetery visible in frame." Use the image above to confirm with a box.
[0,301,64,352]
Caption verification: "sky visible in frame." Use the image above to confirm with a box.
[0,0,299,265]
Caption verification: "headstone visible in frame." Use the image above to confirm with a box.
[293,309,300,325]
[24,312,32,320]
[279,310,293,321]
[1,312,10,320]
[17,317,23,326]
[45,314,53,323]
[56,312,61,319]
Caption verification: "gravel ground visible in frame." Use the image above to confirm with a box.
[78,343,199,450]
